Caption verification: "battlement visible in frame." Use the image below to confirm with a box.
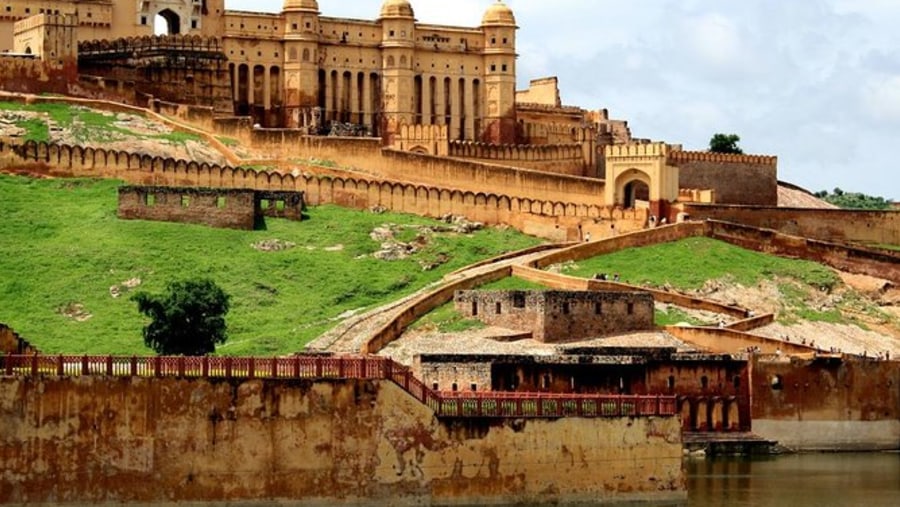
[516,102,585,114]
[13,13,77,34]
[605,143,669,159]
[449,140,583,163]
[668,150,777,166]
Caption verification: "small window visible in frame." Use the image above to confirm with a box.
[701,376,709,389]
[513,293,525,308]
[668,376,676,390]
[389,30,395,37]
[432,382,438,390]
[216,196,226,209]
[259,199,270,210]
[292,23,298,30]
[491,37,496,44]
[140,16,147,25]
[306,22,311,29]
[470,383,477,392]
[451,383,458,392]
[562,302,570,315]
[275,200,285,211]
[495,302,502,315]
[145,194,155,206]
[595,302,603,315]
[472,301,478,316]
[502,64,508,72]
[502,37,508,44]
[627,303,634,315]
[490,64,496,72]
[181,195,190,207]
[771,375,783,391]
[191,19,198,29]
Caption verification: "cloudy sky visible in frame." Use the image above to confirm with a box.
[223,0,900,199]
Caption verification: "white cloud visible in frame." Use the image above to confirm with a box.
[861,75,900,123]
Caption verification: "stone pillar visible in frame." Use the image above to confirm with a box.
[247,68,255,109]
[335,71,344,123]
[434,77,446,126]
[324,70,334,122]
[463,78,475,141]
[350,72,361,124]
[263,68,271,110]
[422,75,432,125]
[362,73,372,130]
[449,78,461,140]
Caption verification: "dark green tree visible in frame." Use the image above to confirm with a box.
[709,133,744,154]
[132,279,231,356]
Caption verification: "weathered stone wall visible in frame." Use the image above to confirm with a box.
[454,290,654,343]
[117,186,257,230]
[414,359,492,393]
[669,151,778,206]
[685,204,900,247]
[751,356,900,451]
[0,376,686,505]
[448,140,587,176]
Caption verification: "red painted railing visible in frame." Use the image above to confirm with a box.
[1,354,676,419]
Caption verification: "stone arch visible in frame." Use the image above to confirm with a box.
[613,168,652,210]
[155,8,181,36]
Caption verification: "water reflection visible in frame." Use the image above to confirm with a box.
[686,453,900,507]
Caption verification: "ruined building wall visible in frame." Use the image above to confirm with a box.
[0,376,686,505]
[752,356,900,451]
[118,186,255,230]
[669,151,779,206]
[454,290,654,343]
[0,324,35,355]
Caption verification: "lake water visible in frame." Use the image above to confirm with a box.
[685,453,900,507]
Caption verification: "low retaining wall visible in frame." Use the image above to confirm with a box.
[0,375,685,505]
[665,327,815,356]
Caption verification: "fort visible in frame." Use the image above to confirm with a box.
[0,1,899,505]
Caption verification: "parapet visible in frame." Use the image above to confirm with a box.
[605,143,669,159]
[668,150,778,166]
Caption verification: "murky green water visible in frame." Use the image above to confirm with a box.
[685,453,900,507]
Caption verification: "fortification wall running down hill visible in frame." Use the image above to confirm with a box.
[685,204,900,247]
[0,141,646,242]
[0,374,685,505]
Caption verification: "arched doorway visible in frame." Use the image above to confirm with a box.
[154,9,181,35]
[623,180,650,209]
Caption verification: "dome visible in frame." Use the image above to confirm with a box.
[481,1,516,26]
[379,0,415,19]
[282,0,319,12]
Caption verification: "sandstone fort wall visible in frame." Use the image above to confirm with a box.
[0,376,685,505]
[448,140,587,176]
[686,204,900,246]
[751,356,900,451]
[0,140,645,241]
[669,151,778,206]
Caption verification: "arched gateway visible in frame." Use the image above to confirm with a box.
[604,143,680,219]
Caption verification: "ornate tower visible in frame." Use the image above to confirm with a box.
[282,0,321,129]
[379,0,416,143]
[481,1,518,144]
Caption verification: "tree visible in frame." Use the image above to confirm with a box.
[814,188,891,210]
[709,133,744,154]
[132,279,231,356]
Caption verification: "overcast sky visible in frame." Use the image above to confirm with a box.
[223,0,900,199]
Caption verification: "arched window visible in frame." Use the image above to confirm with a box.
[154,9,181,35]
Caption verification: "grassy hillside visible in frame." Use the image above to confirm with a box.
[0,175,541,355]
[562,237,840,291]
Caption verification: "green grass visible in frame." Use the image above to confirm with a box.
[560,237,840,291]
[216,136,240,147]
[0,101,202,145]
[0,175,542,355]
[655,307,714,327]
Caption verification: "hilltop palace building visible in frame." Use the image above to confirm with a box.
[0,0,519,142]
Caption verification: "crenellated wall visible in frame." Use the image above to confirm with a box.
[668,150,778,206]
[0,140,641,241]
[448,140,588,176]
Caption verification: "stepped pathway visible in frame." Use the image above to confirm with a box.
[306,248,566,355]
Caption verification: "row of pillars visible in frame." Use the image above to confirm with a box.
[412,75,483,141]
[231,63,282,114]
[680,397,744,433]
